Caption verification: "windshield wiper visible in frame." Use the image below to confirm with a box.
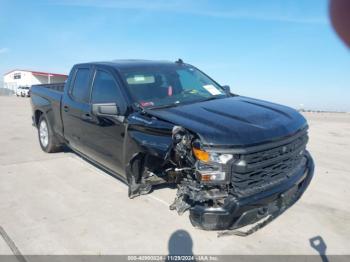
[148,102,181,110]
[148,96,224,110]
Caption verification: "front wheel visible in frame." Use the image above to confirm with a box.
[38,115,62,153]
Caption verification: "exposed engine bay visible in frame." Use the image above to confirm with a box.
[126,122,231,207]
[168,126,231,215]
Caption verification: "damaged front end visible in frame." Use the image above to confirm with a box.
[126,113,314,235]
[169,126,232,216]
[168,127,314,235]
[125,114,232,209]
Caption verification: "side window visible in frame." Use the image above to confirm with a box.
[91,70,123,104]
[71,68,91,103]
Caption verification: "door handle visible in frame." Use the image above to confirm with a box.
[81,113,93,121]
[63,105,69,112]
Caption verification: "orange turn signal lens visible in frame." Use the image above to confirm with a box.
[192,147,209,162]
[200,174,212,182]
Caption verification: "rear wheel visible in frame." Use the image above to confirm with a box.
[38,115,62,153]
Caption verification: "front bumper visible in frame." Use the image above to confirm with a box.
[189,151,314,231]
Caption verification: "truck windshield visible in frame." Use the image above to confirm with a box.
[120,65,227,109]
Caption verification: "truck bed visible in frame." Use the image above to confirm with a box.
[32,83,65,92]
[31,83,65,138]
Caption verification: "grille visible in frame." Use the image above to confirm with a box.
[230,132,308,197]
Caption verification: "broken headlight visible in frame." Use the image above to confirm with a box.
[193,146,234,184]
[196,161,227,183]
[192,147,233,164]
[207,152,233,164]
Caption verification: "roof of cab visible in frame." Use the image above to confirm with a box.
[75,59,184,70]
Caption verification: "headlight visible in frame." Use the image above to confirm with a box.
[196,161,228,183]
[192,147,233,164]
[209,152,233,164]
[193,147,234,184]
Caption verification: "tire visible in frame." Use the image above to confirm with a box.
[38,115,62,153]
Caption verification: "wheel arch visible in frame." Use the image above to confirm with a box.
[34,109,44,127]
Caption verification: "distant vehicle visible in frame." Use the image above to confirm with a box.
[16,86,30,97]
[15,87,22,96]
[30,60,314,234]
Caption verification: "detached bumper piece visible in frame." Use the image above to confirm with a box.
[189,151,314,235]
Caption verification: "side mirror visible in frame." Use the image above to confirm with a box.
[222,85,231,95]
[92,103,119,116]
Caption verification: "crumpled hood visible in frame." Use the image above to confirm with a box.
[147,96,308,147]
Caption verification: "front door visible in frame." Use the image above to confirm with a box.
[80,68,127,177]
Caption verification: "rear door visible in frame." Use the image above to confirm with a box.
[61,65,93,154]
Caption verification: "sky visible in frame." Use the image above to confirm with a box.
[0,0,349,111]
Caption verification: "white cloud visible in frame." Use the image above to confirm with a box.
[0,48,9,54]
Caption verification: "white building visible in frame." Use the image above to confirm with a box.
[3,69,68,92]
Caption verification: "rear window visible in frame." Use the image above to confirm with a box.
[126,75,155,85]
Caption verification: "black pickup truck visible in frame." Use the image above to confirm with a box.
[30,60,314,234]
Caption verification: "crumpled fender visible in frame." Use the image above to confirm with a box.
[125,113,174,158]
[123,112,174,197]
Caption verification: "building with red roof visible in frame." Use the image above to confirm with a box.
[3,69,68,91]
